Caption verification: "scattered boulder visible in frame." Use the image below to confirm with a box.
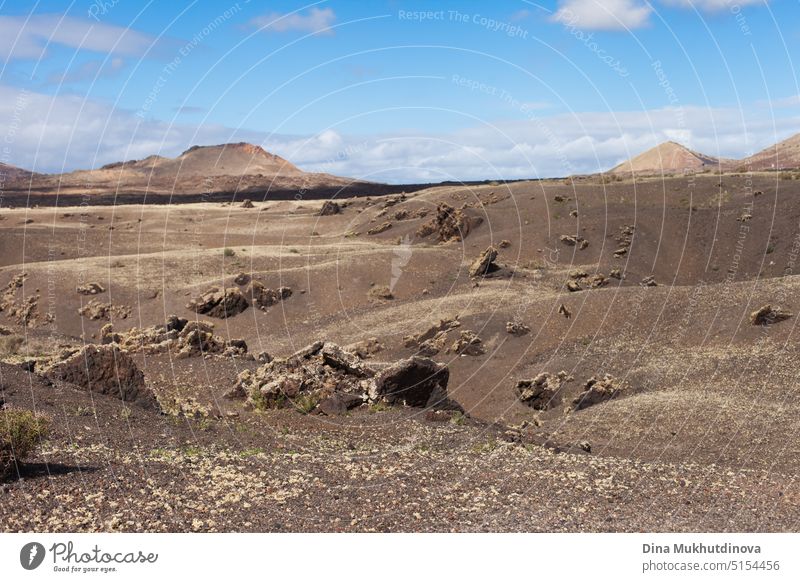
[516,372,569,410]
[248,281,292,310]
[560,235,588,249]
[640,275,657,287]
[614,225,635,258]
[572,374,624,411]
[368,285,394,301]
[609,269,623,280]
[101,318,247,359]
[448,330,485,356]
[319,201,341,216]
[750,304,792,326]
[403,317,461,348]
[416,203,480,243]
[232,341,371,411]
[76,282,105,295]
[498,239,511,248]
[233,272,251,286]
[43,344,157,409]
[187,287,249,318]
[506,321,530,336]
[558,303,572,318]
[468,247,498,278]
[241,199,255,209]
[317,392,363,416]
[78,300,131,321]
[367,222,392,235]
[369,356,452,408]
[566,280,582,292]
[346,337,384,359]
[417,332,448,357]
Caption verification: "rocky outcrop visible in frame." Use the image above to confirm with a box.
[448,330,485,356]
[506,321,530,336]
[231,341,371,412]
[248,281,292,310]
[232,343,458,413]
[416,203,480,243]
[78,300,131,321]
[101,318,248,359]
[367,222,392,235]
[43,344,157,409]
[516,372,569,410]
[76,282,105,295]
[750,304,792,325]
[187,287,249,318]
[468,247,498,278]
[572,374,624,411]
[403,317,461,348]
[369,356,452,408]
[319,201,341,216]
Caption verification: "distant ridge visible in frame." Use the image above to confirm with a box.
[740,133,800,171]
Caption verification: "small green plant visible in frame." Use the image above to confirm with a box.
[369,401,391,413]
[223,247,236,257]
[766,243,776,254]
[293,394,319,415]
[1,409,50,481]
[75,406,94,417]
[450,411,466,426]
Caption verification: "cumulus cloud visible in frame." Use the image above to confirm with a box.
[0,84,796,182]
[552,0,653,31]
[0,14,158,60]
[249,7,336,36]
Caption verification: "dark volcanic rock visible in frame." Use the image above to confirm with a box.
[369,356,451,408]
[43,344,157,409]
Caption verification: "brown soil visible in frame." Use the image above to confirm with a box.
[3,171,800,531]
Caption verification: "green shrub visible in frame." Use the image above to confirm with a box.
[223,247,236,257]
[0,409,50,481]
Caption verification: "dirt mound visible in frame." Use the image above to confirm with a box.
[187,287,249,318]
[43,344,157,409]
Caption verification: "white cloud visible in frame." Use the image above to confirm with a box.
[0,14,158,60]
[0,84,797,183]
[46,57,126,84]
[552,0,653,31]
[662,0,766,11]
[249,8,336,36]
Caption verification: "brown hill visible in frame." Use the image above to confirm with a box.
[0,162,36,181]
[3,142,365,199]
[740,133,800,171]
[609,141,725,176]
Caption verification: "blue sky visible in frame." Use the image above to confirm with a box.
[1,0,798,181]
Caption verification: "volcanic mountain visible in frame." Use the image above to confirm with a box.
[3,143,368,201]
[740,133,800,171]
[609,141,726,176]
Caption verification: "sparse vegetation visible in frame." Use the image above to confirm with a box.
[223,247,236,257]
[1,408,50,481]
